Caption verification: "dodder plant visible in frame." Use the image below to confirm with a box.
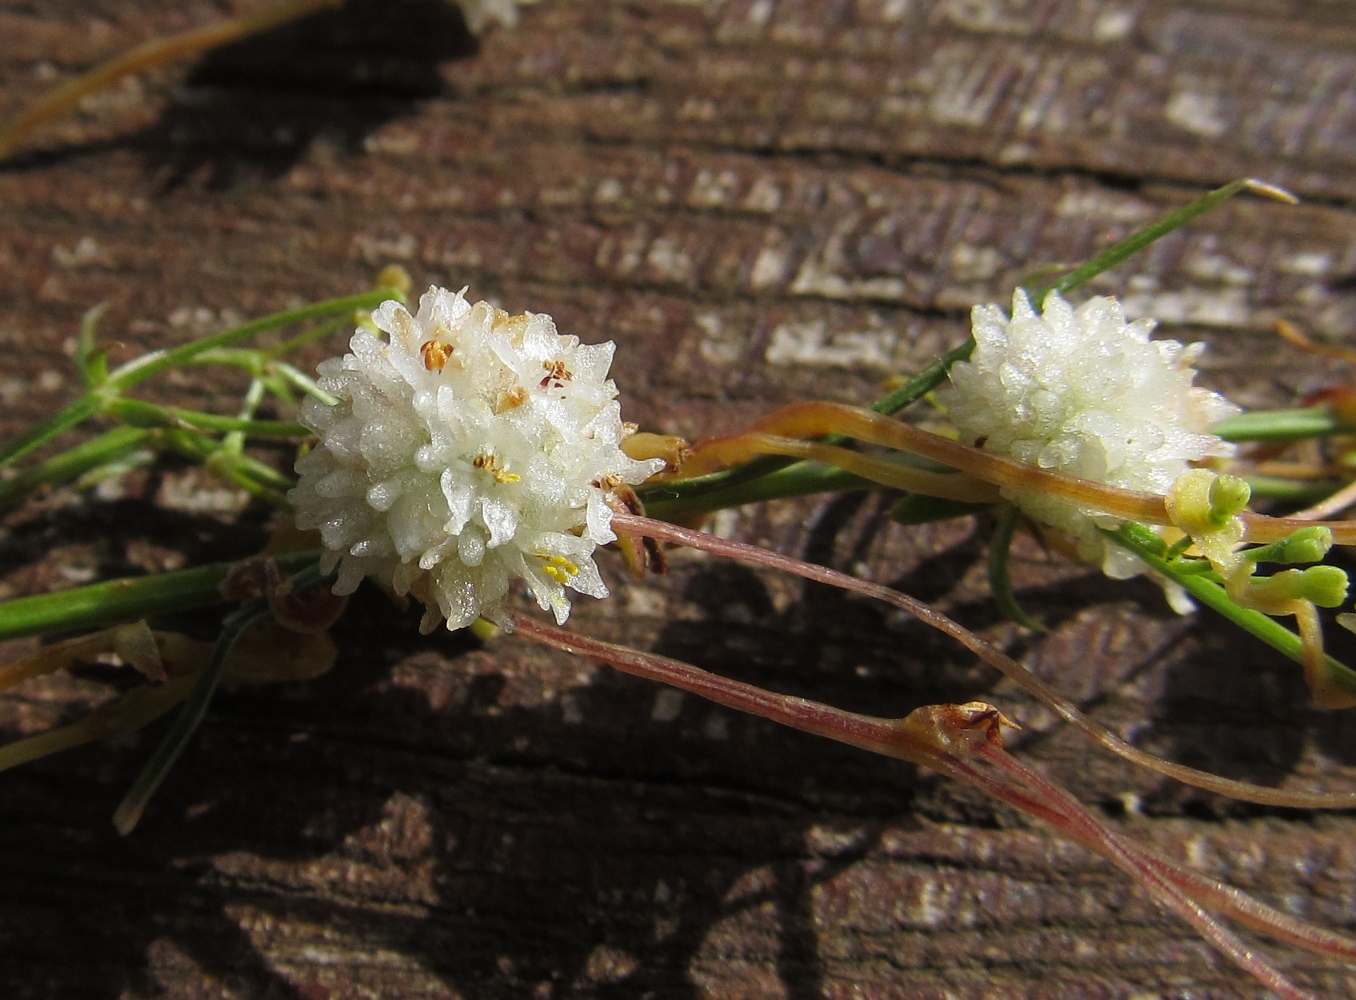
[3,181,1356,999]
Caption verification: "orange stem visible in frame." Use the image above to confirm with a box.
[683,400,1356,544]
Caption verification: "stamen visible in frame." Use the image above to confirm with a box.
[472,452,521,484]
[540,359,572,388]
[421,339,453,372]
[538,554,580,583]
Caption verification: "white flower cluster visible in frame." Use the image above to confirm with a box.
[290,286,664,631]
[939,289,1240,576]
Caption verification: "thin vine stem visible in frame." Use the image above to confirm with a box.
[610,512,1356,809]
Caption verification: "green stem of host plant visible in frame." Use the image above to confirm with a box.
[0,426,153,513]
[157,430,294,510]
[0,288,401,469]
[1215,406,1352,443]
[0,551,322,642]
[1244,475,1339,504]
[1110,523,1356,701]
[106,398,308,437]
[1033,178,1293,305]
[108,290,402,391]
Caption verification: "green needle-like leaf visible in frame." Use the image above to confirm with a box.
[0,426,152,513]
[1213,406,1349,442]
[989,505,1045,631]
[0,551,321,642]
[112,559,326,835]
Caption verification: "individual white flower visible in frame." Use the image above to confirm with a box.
[937,289,1240,577]
[290,285,665,631]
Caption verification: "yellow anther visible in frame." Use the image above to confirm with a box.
[537,554,579,582]
[540,359,572,388]
[421,339,452,372]
[472,452,521,484]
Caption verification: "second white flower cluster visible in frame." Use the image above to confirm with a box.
[940,290,1239,576]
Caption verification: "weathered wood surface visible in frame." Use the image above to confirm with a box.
[3,1,1356,996]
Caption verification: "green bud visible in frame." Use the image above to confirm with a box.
[1244,526,1334,565]
[1301,565,1350,608]
[1206,473,1251,529]
[1246,566,1349,609]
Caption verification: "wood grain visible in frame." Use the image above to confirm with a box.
[3,1,1356,996]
